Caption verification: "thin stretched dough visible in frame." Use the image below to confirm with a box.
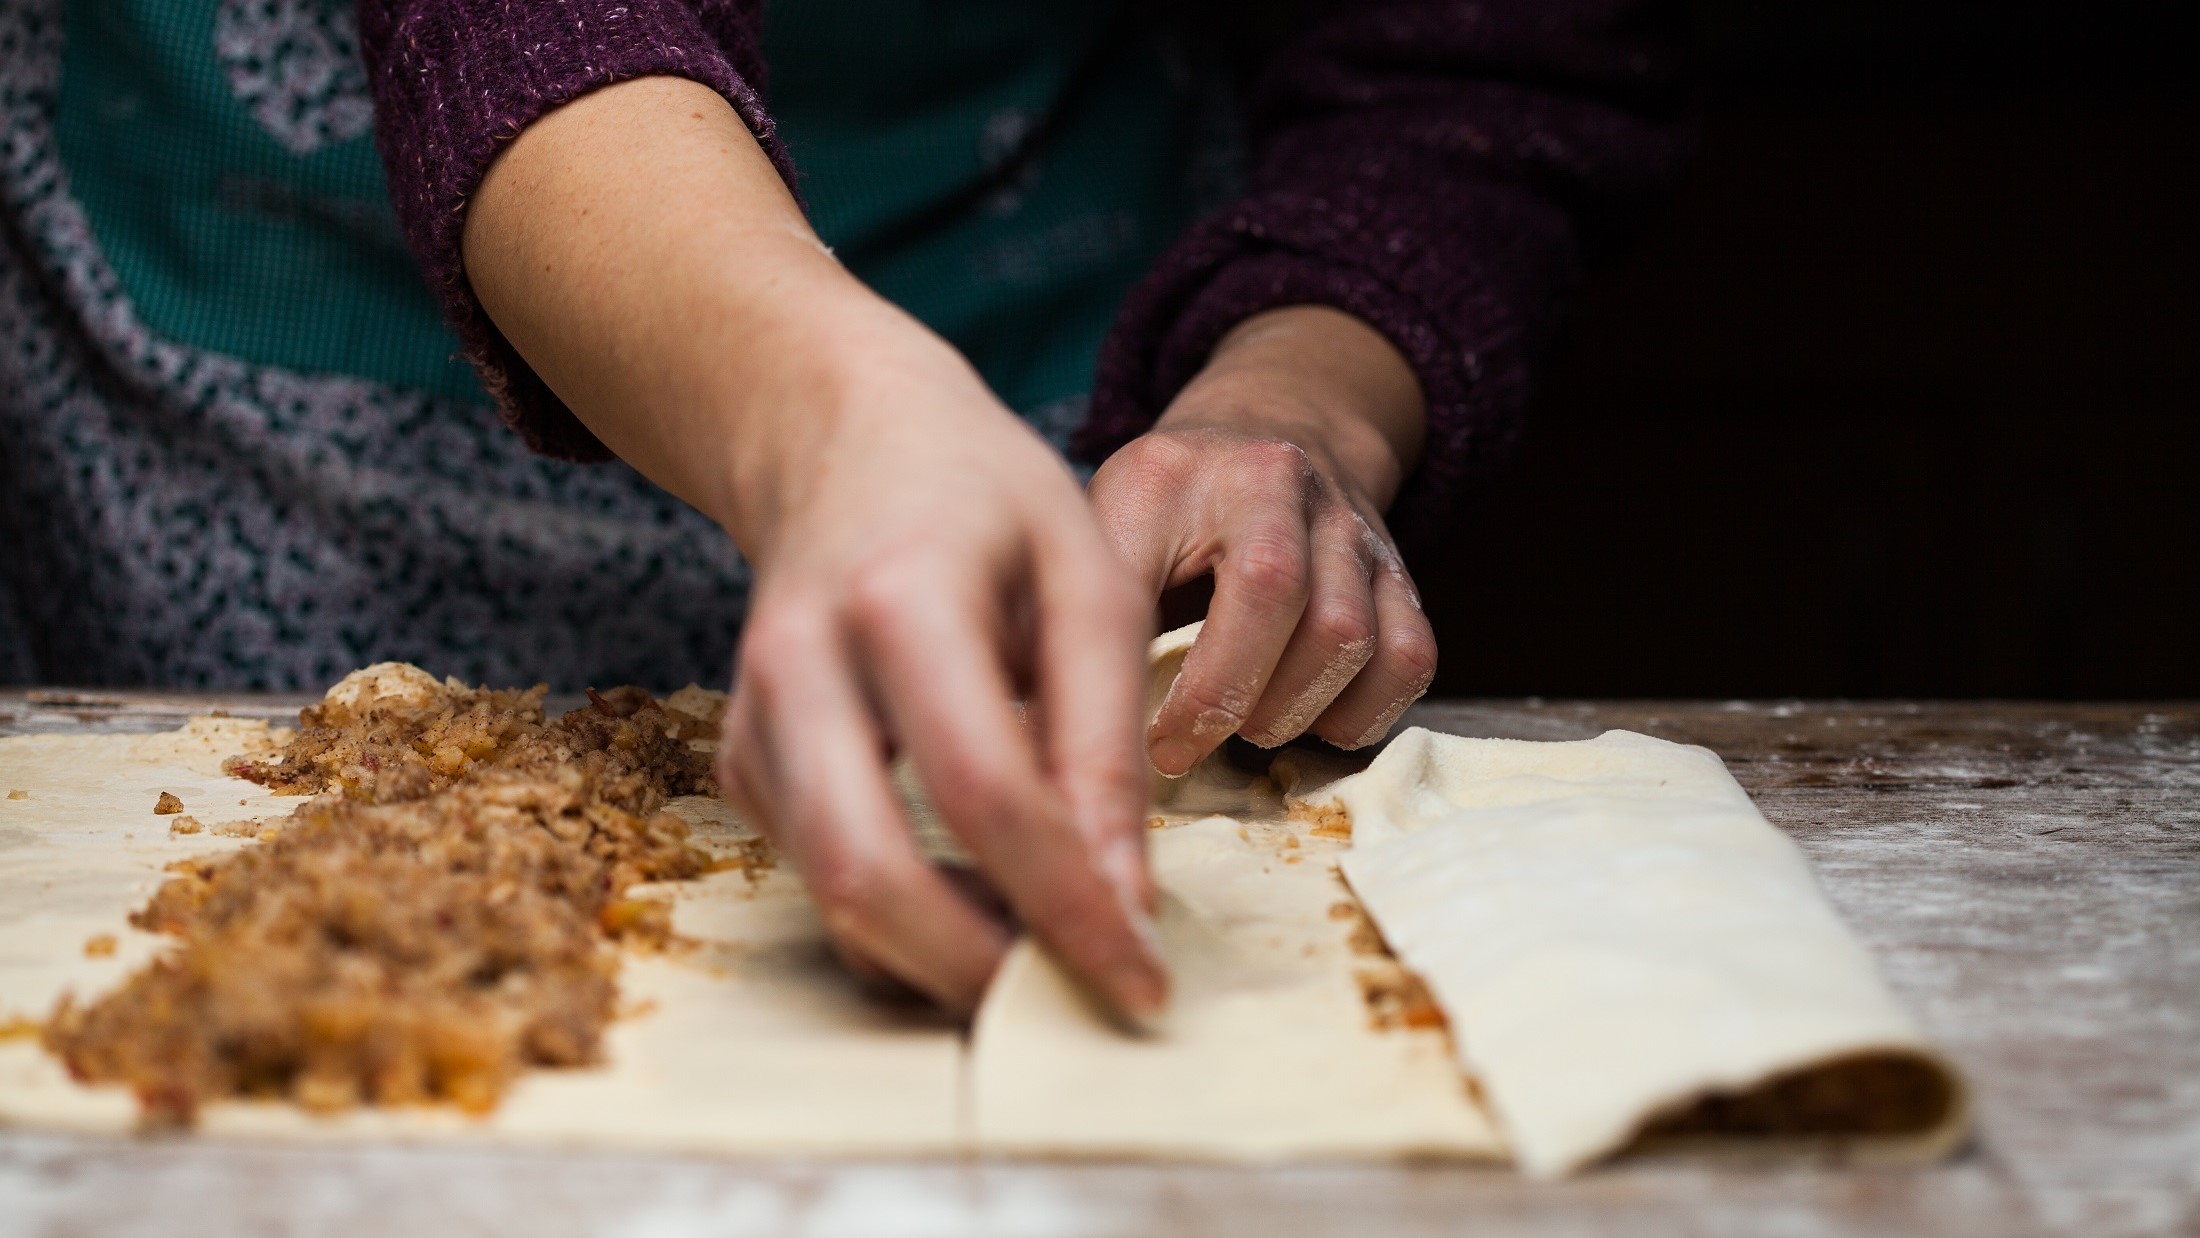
[0,726,964,1153]
[968,624,1501,1160]
[969,814,1502,1160]
[1,634,1965,1172]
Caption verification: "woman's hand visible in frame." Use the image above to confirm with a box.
[464,77,1163,1019]
[710,318,1164,1019]
[1088,306,1438,775]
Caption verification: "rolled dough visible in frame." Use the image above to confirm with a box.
[1328,727,1970,1178]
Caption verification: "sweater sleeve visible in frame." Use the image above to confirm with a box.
[357,0,792,460]
[1076,0,1691,540]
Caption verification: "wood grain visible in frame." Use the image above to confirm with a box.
[1,691,2192,1238]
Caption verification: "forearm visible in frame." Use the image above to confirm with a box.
[462,75,927,556]
[1083,0,1688,535]
[1154,306,1427,512]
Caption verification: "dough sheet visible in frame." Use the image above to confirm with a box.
[0,629,1965,1173]
[0,726,962,1154]
[969,813,1500,1160]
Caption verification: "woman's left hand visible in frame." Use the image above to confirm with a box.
[1087,305,1439,776]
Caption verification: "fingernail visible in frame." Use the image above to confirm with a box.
[1110,976,1170,1036]
[1107,949,1170,1034]
[1105,882,1171,1031]
[1100,831,1151,908]
[1149,735,1200,777]
[1122,889,1166,960]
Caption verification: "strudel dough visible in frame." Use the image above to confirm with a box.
[968,622,1498,1159]
[1328,727,1969,1177]
[969,813,1501,1159]
[0,725,962,1153]
[1,629,1965,1174]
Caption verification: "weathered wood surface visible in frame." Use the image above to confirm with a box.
[1,689,2193,1238]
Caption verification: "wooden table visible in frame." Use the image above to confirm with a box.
[1,690,2193,1238]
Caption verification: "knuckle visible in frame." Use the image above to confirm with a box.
[1225,534,1310,606]
[844,552,929,632]
[1095,433,1201,506]
[1123,430,1204,482]
[805,850,904,944]
[925,761,1029,842]
[1242,437,1314,487]
[1313,712,1378,750]
[1307,595,1378,659]
[1382,620,1441,690]
[734,601,818,680]
[1172,675,1258,730]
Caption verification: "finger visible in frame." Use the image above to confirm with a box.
[738,602,1011,1013]
[1310,553,1439,749]
[850,549,1169,1020]
[1238,504,1381,748]
[937,861,1017,926]
[725,678,869,968]
[829,941,928,1003]
[1147,450,1317,774]
[725,654,948,999]
[713,690,776,836]
[1085,433,1198,596]
[1031,518,1154,911]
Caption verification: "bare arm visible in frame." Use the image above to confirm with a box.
[464,76,1164,1019]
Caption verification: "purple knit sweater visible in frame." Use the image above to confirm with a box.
[358,0,1688,540]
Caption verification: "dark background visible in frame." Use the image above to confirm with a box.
[1420,0,2198,700]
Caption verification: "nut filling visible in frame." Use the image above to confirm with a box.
[224,678,715,812]
[44,674,729,1126]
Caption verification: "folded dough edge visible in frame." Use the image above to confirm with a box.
[1327,727,1970,1178]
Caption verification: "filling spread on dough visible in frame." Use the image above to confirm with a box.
[44,671,747,1126]
[223,669,717,809]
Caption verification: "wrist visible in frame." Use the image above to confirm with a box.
[1155,306,1426,511]
[460,74,941,560]
[707,294,1018,569]
[703,291,947,556]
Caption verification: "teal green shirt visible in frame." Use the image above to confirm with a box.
[55,0,1201,438]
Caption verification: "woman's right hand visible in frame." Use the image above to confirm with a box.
[711,309,1164,1017]
[464,76,1163,1018]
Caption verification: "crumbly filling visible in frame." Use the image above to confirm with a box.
[1288,799,1353,840]
[46,672,732,1127]
[225,681,716,814]
[1331,899,1448,1032]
